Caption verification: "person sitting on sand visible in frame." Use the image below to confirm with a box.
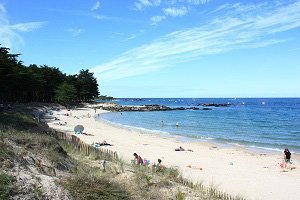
[175,146,194,152]
[175,146,185,151]
[133,153,143,165]
[284,148,291,163]
[153,159,165,171]
[96,140,112,146]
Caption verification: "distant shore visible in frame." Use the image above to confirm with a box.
[46,103,300,200]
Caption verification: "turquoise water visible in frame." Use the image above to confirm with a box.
[98,98,300,153]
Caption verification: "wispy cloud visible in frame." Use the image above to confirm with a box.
[67,28,85,37]
[92,1,300,81]
[91,1,101,11]
[134,0,161,10]
[185,0,210,5]
[0,4,45,49]
[147,0,209,24]
[9,22,45,32]
[163,6,188,16]
[151,15,166,24]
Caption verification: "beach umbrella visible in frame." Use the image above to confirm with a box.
[74,125,84,133]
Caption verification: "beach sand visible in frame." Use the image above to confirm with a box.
[46,105,300,200]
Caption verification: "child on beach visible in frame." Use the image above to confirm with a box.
[133,153,143,165]
[153,159,165,171]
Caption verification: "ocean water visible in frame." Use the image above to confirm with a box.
[98,98,300,153]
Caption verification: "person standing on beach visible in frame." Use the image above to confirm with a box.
[284,148,291,163]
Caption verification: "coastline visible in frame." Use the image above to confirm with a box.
[99,114,297,154]
[46,104,300,200]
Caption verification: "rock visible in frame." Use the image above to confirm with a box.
[102,104,212,112]
[199,103,231,107]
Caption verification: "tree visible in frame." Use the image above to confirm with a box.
[0,45,100,103]
[77,69,99,101]
[55,82,76,105]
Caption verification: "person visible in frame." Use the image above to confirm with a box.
[96,140,112,146]
[133,153,143,165]
[284,148,291,163]
[152,159,164,171]
[175,146,185,151]
[176,122,179,127]
[175,146,193,152]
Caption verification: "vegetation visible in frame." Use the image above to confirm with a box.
[97,95,115,100]
[0,45,99,104]
[0,172,16,200]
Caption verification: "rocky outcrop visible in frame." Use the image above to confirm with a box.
[99,104,212,112]
[198,103,231,107]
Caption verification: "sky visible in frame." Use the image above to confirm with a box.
[0,0,300,98]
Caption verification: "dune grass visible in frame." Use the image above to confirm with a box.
[0,172,16,200]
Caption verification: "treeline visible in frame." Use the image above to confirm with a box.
[0,46,99,104]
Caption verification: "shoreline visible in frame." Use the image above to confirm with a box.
[46,104,300,200]
[99,112,299,155]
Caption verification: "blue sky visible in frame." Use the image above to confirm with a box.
[0,0,299,97]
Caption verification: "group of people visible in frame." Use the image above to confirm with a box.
[133,153,164,171]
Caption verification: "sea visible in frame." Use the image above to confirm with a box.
[97,98,300,153]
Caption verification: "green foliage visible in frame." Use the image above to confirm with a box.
[77,69,99,101]
[97,95,115,100]
[55,81,76,105]
[175,191,186,200]
[0,172,16,200]
[0,45,99,103]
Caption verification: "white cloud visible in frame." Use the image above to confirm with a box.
[163,6,188,16]
[67,28,85,37]
[0,4,45,49]
[134,0,161,10]
[184,0,210,5]
[151,15,166,24]
[9,22,45,32]
[91,1,300,81]
[91,1,101,11]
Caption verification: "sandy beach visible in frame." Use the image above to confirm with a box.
[46,105,300,200]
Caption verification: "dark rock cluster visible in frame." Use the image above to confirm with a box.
[199,103,231,107]
[99,104,212,112]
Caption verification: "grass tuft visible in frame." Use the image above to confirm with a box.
[0,172,17,200]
